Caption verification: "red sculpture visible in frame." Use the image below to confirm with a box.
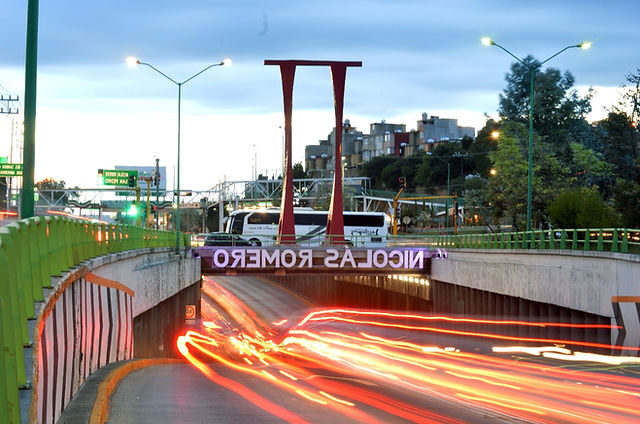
[264,60,362,245]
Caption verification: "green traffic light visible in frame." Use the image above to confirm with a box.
[127,204,138,216]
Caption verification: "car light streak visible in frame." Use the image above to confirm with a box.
[180,279,640,424]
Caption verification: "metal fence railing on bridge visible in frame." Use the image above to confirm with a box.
[418,228,640,255]
[0,216,188,423]
[211,229,640,255]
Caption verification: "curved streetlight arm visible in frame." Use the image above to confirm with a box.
[182,61,225,85]
[540,44,582,66]
[490,42,529,69]
[136,61,179,85]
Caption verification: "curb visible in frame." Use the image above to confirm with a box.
[89,358,183,424]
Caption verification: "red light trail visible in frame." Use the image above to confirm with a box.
[179,276,640,423]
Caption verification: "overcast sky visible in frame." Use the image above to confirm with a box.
[0,0,636,190]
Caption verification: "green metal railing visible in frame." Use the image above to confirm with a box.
[0,216,188,423]
[217,229,639,254]
[416,228,640,254]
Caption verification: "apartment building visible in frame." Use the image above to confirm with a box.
[304,113,475,176]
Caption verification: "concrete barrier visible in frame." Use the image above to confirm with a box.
[432,248,640,349]
[28,248,200,424]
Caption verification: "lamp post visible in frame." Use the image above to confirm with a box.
[426,152,450,229]
[482,37,590,231]
[127,56,231,253]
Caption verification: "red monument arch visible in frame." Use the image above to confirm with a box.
[264,60,362,245]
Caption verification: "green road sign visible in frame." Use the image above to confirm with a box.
[98,169,138,186]
[11,192,38,201]
[0,163,23,177]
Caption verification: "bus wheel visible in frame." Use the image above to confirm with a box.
[249,238,261,247]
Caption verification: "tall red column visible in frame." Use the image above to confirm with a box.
[265,60,361,246]
[325,64,347,244]
[275,63,296,244]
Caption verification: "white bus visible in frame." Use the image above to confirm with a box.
[225,208,389,247]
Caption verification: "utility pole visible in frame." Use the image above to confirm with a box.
[2,96,20,209]
[154,158,160,228]
[22,0,39,218]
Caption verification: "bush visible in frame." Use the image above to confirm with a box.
[548,187,619,228]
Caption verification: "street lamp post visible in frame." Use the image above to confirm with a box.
[127,57,230,253]
[482,38,590,232]
[426,152,450,229]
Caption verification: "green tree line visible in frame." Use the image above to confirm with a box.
[360,62,640,230]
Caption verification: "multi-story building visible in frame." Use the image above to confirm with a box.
[304,113,475,176]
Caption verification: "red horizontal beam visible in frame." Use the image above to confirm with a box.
[264,59,362,67]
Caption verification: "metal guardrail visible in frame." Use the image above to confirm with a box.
[0,216,187,423]
[221,229,640,254]
[420,228,640,254]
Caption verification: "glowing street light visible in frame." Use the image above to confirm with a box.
[127,56,231,253]
[482,38,590,232]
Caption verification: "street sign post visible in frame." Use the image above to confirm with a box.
[0,163,23,177]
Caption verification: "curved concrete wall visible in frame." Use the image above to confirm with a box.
[431,249,640,348]
[28,248,200,424]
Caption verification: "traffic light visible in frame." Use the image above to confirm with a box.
[126,203,138,216]
[128,174,137,187]
[398,176,406,188]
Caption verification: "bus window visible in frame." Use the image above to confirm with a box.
[230,212,249,234]
[248,212,279,225]
[344,214,385,227]
[295,213,327,226]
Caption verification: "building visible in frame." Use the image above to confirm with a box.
[304,113,475,176]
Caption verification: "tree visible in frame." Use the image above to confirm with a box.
[415,143,461,193]
[462,176,490,226]
[498,56,592,159]
[620,68,640,125]
[548,187,619,229]
[569,142,613,187]
[598,112,639,182]
[292,162,306,179]
[35,178,78,207]
[360,156,397,189]
[613,179,640,228]
[487,131,528,228]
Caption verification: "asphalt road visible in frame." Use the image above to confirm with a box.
[107,275,640,424]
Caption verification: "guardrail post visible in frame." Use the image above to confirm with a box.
[538,230,545,249]
[597,229,604,252]
[0,234,28,400]
[35,217,52,288]
[621,229,629,253]
[24,219,44,301]
[611,228,619,253]
[549,230,556,249]
[584,230,591,251]
[62,218,74,270]
[0,229,29,373]
[571,230,578,250]
[6,224,36,320]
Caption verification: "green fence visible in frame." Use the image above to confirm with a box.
[407,228,640,254]
[0,216,188,423]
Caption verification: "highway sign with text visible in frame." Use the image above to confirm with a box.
[0,163,23,177]
[99,169,138,186]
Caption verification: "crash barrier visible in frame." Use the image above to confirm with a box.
[417,228,640,254]
[0,216,189,423]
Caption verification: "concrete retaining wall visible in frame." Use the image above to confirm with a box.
[431,249,640,348]
[28,248,200,424]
